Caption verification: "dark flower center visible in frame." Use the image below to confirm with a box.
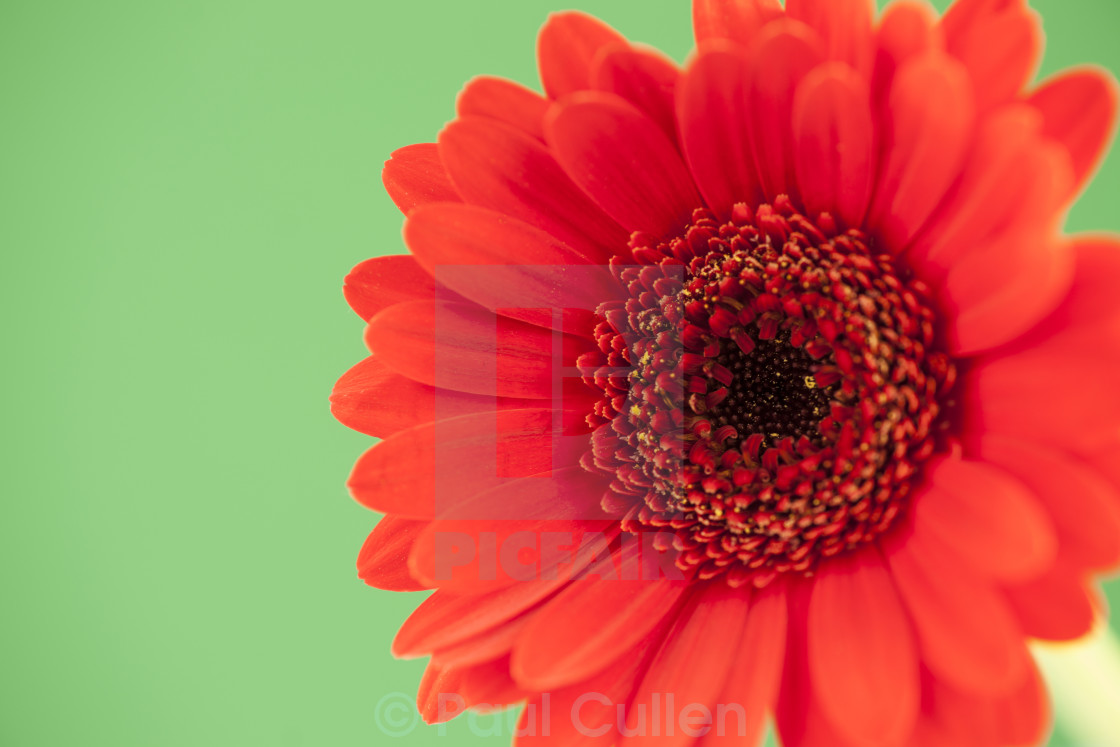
[707,336,833,447]
[581,198,955,588]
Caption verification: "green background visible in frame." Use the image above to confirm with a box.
[2,1,1117,745]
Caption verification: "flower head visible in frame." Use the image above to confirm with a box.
[333,1,1120,744]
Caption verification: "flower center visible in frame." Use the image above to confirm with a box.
[707,336,833,447]
[582,198,955,588]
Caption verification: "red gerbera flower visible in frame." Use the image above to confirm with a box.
[332,0,1120,745]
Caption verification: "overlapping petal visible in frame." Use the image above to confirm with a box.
[381,143,461,216]
[742,19,823,204]
[939,0,1042,112]
[511,546,689,690]
[677,43,762,219]
[792,62,874,228]
[1030,68,1119,201]
[964,237,1120,448]
[693,0,781,47]
[546,92,703,238]
[807,548,919,745]
[866,50,975,251]
[457,76,550,141]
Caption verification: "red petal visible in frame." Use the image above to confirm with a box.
[775,578,866,747]
[677,44,763,219]
[744,20,824,204]
[1030,68,1120,203]
[942,232,1074,356]
[407,500,614,600]
[918,663,1048,747]
[537,12,627,99]
[456,76,549,141]
[348,408,586,517]
[381,143,460,216]
[1012,236,1120,339]
[330,355,535,438]
[515,641,656,747]
[438,116,627,259]
[331,355,417,438]
[1003,570,1098,642]
[364,300,562,399]
[807,547,919,745]
[786,0,874,77]
[432,467,609,522]
[455,656,525,712]
[940,0,1042,111]
[418,658,524,724]
[1078,431,1120,498]
[431,615,530,668]
[992,659,1050,746]
[393,579,569,657]
[911,105,1073,274]
[343,254,441,322]
[697,582,786,746]
[866,51,974,253]
[404,203,620,333]
[922,661,1050,747]
[416,664,464,723]
[591,44,681,147]
[692,0,782,47]
[910,457,1057,583]
[870,0,938,110]
[967,352,1120,451]
[978,436,1120,571]
[792,61,874,229]
[965,238,1120,448]
[357,515,430,592]
[511,548,688,690]
[902,719,951,747]
[546,92,703,237]
[622,585,751,747]
[883,527,1030,695]
[410,517,616,593]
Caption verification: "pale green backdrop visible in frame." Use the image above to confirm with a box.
[1,1,1117,745]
